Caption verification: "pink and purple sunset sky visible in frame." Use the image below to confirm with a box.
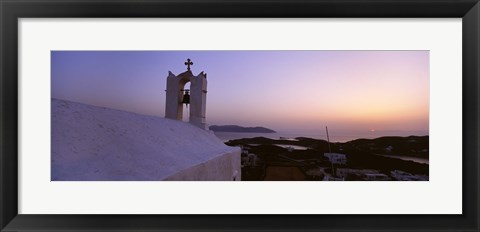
[51,51,429,135]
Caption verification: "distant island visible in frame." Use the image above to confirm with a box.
[209,125,276,133]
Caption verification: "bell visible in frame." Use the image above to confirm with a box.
[181,89,190,104]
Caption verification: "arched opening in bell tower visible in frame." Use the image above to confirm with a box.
[181,82,191,122]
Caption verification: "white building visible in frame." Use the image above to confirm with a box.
[324,153,347,164]
[391,170,427,181]
[51,98,241,181]
[247,153,259,166]
[52,61,242,181]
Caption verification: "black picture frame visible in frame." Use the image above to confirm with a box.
[1,0,479,231]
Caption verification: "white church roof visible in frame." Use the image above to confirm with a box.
[51,98,238,181]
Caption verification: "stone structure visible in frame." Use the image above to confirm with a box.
[165,59,208,130]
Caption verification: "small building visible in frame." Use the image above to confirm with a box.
[336,168,385,181]
[391,170,427,181]
[324,153,347,164]
[305,167,326,180]
[247,153,259,166]
[241,146,250,155]
[385,145,393,153]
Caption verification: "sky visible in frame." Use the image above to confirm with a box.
[51,51,429,134]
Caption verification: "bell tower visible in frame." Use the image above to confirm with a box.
[165,59,208,130]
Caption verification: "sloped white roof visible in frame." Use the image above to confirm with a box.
[51,98,237,181]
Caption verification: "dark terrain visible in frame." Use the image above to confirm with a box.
[226,136,429,181]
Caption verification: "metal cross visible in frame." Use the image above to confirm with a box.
[184,58,193,71]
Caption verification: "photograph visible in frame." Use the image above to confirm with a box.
[51,50,429,181]
[2,0,478,230]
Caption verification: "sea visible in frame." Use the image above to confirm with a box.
[377,155,429,164]
[213,130,429,143]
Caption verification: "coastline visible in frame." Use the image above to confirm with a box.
[214,131,430,143]
[377,154,429,164]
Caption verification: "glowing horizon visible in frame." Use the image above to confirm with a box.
[51,51,429,134]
